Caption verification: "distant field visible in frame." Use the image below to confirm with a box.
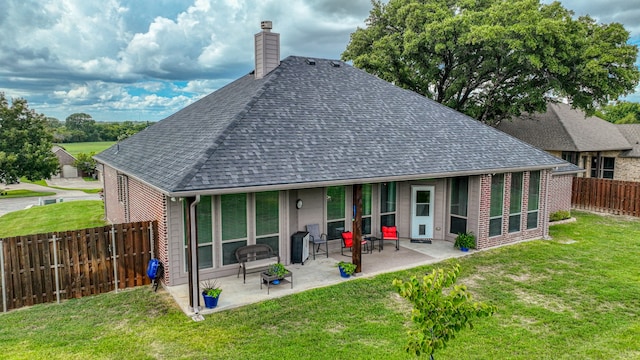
[57,141,115,156]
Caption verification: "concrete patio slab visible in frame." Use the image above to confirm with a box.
[164,238,472,318]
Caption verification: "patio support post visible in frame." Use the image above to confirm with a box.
[187,196,201,314]
[352,184,362,273]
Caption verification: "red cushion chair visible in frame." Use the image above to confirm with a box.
[381,226,399,250]
[341,231,369,256]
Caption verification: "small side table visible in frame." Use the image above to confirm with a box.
[260,270,293,294]
[365,236,382,252]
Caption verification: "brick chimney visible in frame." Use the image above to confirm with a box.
[254,20,280,79]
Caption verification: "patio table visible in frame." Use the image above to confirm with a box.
[260,270,293,294]
[365,236,382,252]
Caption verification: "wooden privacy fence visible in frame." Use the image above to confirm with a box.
[0,221,157,312]
[572,177,640,216]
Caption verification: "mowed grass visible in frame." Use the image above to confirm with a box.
[0,211,638,359]
[0,200,106,237]
[0,189,56,199]
[57,141,115,157]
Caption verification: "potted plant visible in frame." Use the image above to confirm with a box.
[201,279,222,309]
[338,261,357,278]
[266,263,288,284]
[454,231,476,252]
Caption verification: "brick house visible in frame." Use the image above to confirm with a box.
[497,102,639,181]
[94,23,569,306]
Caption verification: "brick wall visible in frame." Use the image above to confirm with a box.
[548,173,573,215]
[103,165,125,223]
[101,164,171,284]
[614,157,640,182]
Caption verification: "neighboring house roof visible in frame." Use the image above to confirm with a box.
[95,56,566,196]
[617,124,640,158]
[497,102,632,153]
[52,145,76,166]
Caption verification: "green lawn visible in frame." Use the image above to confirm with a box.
[56,141,115,156]
[0,200,106,237]
[0,211,638,359]
[0,189,56,199]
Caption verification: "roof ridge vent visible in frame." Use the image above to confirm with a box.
[305,58,316,65]
[330,61,341,67]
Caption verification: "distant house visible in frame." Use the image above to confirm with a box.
[497,102,640,181]
[94,22,569,303]
[51,145,78,178]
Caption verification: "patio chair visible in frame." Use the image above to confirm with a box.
[341,231,369,256]
[381,225,399,250]
[306,224,328,259]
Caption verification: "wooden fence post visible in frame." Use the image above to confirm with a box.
[52,235,61,304]
[111,225,118,293]
[1,240,6,313]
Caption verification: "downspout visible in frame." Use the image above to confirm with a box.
[189,195,201,316]
[543,170,552,240]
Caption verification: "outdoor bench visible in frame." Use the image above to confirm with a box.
[235,244,280,283]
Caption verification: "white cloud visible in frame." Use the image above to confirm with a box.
[0,0,637,121]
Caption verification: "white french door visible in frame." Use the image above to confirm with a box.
[411,186,434,239]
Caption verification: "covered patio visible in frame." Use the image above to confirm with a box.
[165,238,471,317]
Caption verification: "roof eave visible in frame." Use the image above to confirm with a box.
[95,158,172,197]
[166,164,560,197]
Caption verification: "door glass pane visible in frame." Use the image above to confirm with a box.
[416,204,429,216]
[417,190,430,203]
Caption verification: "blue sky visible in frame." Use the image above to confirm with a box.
[0,0,638,122]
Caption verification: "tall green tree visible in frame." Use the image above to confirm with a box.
[73,152,97,178]
[596,101,640,124]
[342,0,640,125]
[65,113,99,142]
[0,93,59,183]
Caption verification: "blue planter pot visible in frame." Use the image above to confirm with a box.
[339,266,350,278]
[460,247,469,252]
[272,279,280,285]
[202,293,220,309]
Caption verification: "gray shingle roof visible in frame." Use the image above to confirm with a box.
[617,124,640,158]
[95,56,566,195]
[497,102,632,152]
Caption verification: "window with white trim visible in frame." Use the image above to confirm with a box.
[489,174,504,237]
[509,172,523,233]
[527,171,541,230]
